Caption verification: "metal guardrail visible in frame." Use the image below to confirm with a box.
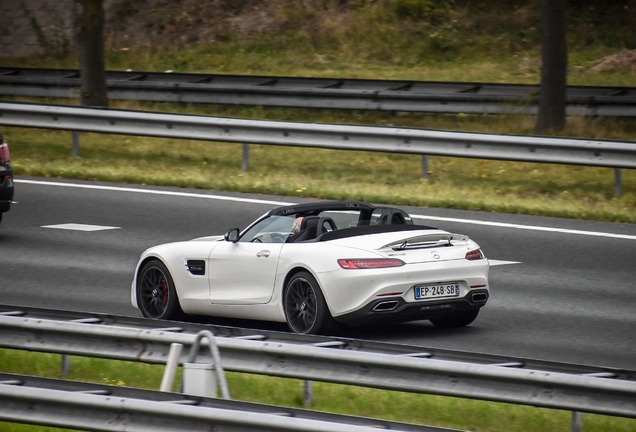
[2,304,630,378]
[0,373,455,432]
[1,101,635,169]
[1,306,635,419]
[1,67,636,116]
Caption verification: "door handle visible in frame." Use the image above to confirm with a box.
[256,250,271,258]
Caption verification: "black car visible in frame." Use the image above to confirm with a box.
[0,131,14,225]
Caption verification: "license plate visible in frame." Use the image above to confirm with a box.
[414,283,460,300]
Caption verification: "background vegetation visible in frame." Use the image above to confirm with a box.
[3,0,636,223]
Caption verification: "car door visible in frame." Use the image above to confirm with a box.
[207,241,284,304]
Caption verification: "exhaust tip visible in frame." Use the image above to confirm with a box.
[373,300,399,312]
[472,293,488,303]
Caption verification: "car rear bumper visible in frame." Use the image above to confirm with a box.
[319,257,490,318]
[333,289,489,326]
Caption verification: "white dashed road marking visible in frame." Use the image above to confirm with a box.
[42,223,121,232]
[489,260,522,267]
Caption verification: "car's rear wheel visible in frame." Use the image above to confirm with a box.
[429,308,480,328]
[284,271,338,335]
[137,259,185,320]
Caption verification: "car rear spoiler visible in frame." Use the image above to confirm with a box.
[380,233,469,251]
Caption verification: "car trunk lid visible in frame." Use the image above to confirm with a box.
[328,230,475,264]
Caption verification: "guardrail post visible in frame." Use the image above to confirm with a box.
[61,354,71,377]
[421,155,429,180]
[72,132,80,158]
[572,411,583,432]
[614,168,622,197]
[242,144,250,172]
[160,343,183,392]
[304,380,314,407]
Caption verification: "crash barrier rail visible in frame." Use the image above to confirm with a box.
[1,67,635,117]
[1,306,635,424]
[0,99,632,195]
[1,373,458,432]
[3,305,629,379]
[3,100,634,168]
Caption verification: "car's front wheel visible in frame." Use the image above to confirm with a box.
[137,259,185,320]
[430,308,480,328]
[283,271,338,335]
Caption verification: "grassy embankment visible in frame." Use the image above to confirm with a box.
[1,2,635,431]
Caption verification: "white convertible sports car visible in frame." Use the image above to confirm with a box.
[131,201,490,334]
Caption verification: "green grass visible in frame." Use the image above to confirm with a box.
[1,348,634,432]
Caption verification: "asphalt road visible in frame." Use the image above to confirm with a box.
[2,177,635,370]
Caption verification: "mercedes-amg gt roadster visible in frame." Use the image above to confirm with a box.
[132,201,490,334]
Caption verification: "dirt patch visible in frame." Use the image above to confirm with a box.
[227,8,275,36]
[591,50,636,73]
[103,0,279,49]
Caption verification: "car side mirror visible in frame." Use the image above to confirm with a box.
[224,228,240,243]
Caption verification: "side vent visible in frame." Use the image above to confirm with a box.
[186,260,206,276]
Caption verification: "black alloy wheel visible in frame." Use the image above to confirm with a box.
[137,259,184,320]
[284,271,337,335]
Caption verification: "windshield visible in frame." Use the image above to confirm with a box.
[239,215,297,243]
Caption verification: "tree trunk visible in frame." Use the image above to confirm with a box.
[536,0,567,133]
[74,0,108,107]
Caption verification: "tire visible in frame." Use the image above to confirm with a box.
[283,271,338,335]
[137,259,185,320]
[430,308,480,328]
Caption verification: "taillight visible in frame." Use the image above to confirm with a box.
[338,259,405,269]
[0,140,10,163]
[465,249,485,260]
